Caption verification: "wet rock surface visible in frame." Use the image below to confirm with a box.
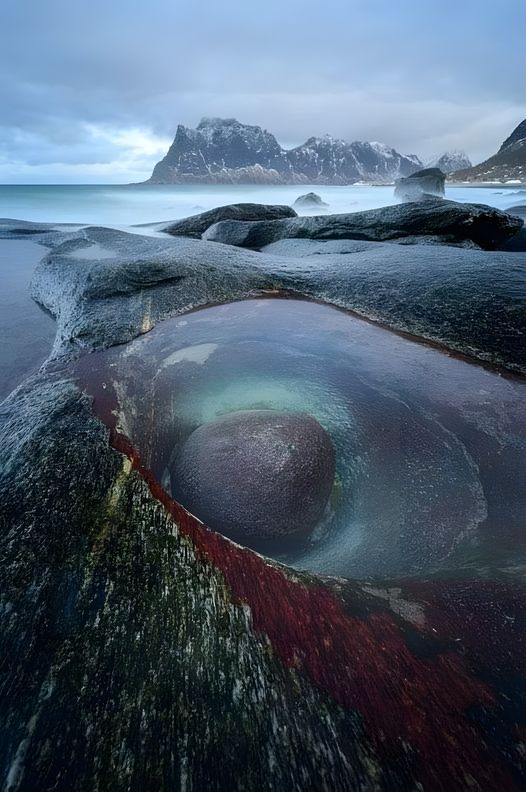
[1,209,526,790]
[160,202,297,238]
[26,224,526,373]
[394,167,446,202]
[71,297,526,580]
[170,410,335,550]
[203,198,523,250]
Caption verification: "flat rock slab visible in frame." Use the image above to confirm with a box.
[203,198,523,250]
[29,225,526,374]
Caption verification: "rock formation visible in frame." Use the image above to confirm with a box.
[293,192,329,210]
[1,211,525,789]
[160,203,297,238]
[394,168,446,202]
[452,118,526,182]
[203,198,522,251]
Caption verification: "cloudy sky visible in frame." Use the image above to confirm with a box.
[1,0,525,183]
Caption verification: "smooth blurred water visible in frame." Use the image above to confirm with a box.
[0,240,56,402]
[0,183,525,226]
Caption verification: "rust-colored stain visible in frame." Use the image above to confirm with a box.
[83,376,523,790]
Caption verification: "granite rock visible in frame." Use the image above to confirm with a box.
[203,198,523,251]
[160,203,297,238]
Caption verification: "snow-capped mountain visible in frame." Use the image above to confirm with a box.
[424,151,471,173]
[452,119,526,182]
[148,118,422,184]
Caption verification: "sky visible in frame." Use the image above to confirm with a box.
[1,0,525,183]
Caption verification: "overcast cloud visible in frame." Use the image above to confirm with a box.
[1,0,525,182]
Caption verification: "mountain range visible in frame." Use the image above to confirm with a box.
[147,118,471,185]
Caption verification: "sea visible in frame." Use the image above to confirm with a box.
[1,182,525,226]
[0,182,524,402]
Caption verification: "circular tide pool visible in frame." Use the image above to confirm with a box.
[75,298,526,580]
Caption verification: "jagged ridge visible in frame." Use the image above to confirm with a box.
[148,118,424,185]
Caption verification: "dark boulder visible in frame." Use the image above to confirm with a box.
[160,203,297,238]
[394,168,446,202]
[203,198,523,251]
[293,192,329,210]
[170,410,335,550]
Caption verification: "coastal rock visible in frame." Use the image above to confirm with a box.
[1,226,525,788]
[2,371,524,789]
[293,192,329,210]
[203,198,523,251]
[170,410,335,550]
[394,168,446,202]
[29,224,526,374]
[160,203,297,238]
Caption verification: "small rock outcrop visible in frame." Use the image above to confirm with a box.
[161,203,297,238]
[394,168,446,202]
[293,192,329,210]
[170,410,335,550]
[203,199,523,251]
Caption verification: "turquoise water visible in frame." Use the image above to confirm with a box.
[0,183,525,226]
[75,298,526,580]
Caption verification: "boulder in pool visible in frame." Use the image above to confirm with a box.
[170,410,335,550]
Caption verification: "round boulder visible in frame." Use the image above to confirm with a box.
[294,192,329,210]
[170,409,336,550]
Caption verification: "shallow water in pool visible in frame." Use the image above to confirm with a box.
[75,298,526,580]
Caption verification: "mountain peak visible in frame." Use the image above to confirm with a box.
[424,151,471,173]
[499,119,526,152]
[197,117,240,128]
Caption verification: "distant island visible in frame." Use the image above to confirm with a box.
[146,117,471,185]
